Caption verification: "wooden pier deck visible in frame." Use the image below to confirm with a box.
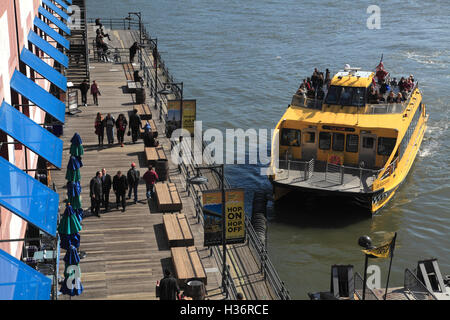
[53,24,278,300]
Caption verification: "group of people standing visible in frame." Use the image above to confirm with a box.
[89,163,159,216]
[94,112,129,147]
[94,109,159,148]
[296,68,331,100]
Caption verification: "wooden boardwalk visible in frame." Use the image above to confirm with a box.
[53,24,278,300]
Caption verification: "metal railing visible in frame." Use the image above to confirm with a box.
[354,272,379,300]
[404,268,437,300]
[291,94,323,110]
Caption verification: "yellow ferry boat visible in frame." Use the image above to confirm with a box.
[269,63,428,214]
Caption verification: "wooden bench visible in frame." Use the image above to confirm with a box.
[145,146,166,165]
[171,246,207,286]
[163,214,194,247]
[123,63,134,81]
[135,104,152,120]
[155,182,182,212]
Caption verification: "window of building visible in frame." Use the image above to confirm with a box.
[332,133,345,151]
[319,132,331,150]
[346,134,359,153]
[377,137,397,156]
[280,128,301,147]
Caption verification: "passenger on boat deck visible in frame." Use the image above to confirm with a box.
[379,80,390,95]
[296,83,307,98]
[375,62,388,83]
[377,91,385,103]
[387,91,396,103]
[390,77,398,87]
[395,92,403,103]
[306,77,312,91]
[409,74,415,83]
[401,90,409,100]
[307,87,316,99]
[317,73,324,89]
[406,78,414,91]
[317,86,325,100]
[325,69,331,84]
[368,86,379,104]
[311,68,319,88]
[398,77,407,92]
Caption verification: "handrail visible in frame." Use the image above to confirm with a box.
[404,268,437,300]
[354,271,379,300]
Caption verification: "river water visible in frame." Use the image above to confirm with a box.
[87,0,450,299]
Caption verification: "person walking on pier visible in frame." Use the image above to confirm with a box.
[158,269,180,300]
[95,112,105,147]
[80,79,89,106]
[129,42,139,63]
[101,168,112,212]
[91,80,101,106]
[128,109,141,144]
[127,163,140,204]
[116,113,128,147]
[113,170,128,212]
[103,113,116,145]
[89,171,103,217]
[143,165,158,200]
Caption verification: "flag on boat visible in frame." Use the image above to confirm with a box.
[362,233,397,259]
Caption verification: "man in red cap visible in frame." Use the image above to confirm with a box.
[127,162,140,203]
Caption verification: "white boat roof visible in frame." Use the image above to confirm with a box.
[335,70,373,78]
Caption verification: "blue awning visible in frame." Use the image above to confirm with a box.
[66,0,72,5]
[20,48,67,92]
[0,101,63,168]
[50,0,69,12]
[38,6,71,36]
[34,17,70,50]
[0,249,51,300]
[0,156,59,236]
[10,70,66,123]
[28,31,68,68]
[42,0,69,21]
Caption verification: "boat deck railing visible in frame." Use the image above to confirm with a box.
[276,159,380,190]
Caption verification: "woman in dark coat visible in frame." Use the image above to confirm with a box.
[116,113,128,147]
[94,112,105,146]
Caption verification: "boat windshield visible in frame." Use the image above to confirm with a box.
[325,86,366,107]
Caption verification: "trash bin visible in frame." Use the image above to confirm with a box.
[136,87,146,104]
[185,280,206,300]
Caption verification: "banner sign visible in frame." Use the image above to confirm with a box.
[167,99,196,136]
[202,189,246,246]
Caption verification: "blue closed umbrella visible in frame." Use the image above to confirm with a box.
[60,233,80,250]
[64,245,80,265]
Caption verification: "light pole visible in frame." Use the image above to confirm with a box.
[186,164,228,298]
[358,235,374,300]
[126,12,142,44]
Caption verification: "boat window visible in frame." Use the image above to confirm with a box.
[280,128,301,147]
[377,137,396,156]
[332,133,345,151]
[362,137,375,149]
[351,87,366,106]
[304,132,315,143]
[324,86,341,105]
[319,132,331,150]
[339,88,352,105]
[346,134,359,153]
